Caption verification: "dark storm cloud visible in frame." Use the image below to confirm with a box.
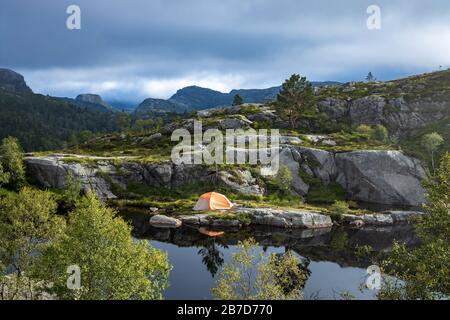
[1,0,449,100]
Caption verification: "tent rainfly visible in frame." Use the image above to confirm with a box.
[193,192,233,211]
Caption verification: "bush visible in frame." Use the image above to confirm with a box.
[0,137,26,189]
[35,191,171,300]
[329,200,349,221]
[211,238,307,300]
[372,125,389,143]
[0,164,10,187]
[355,124,374,137]
[271,165,293,193]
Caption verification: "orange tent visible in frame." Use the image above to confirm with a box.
[193,192,233,211]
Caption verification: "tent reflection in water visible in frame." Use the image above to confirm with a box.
[193,192,234,211]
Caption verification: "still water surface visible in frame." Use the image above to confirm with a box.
[123,212,418,300]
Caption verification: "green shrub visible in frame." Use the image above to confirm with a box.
[329,200,350,221]
[372,124,389,143]
[355,124,374,137]
[271,165,292,193]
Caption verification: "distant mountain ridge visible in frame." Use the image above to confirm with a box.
[135,81,340,115]
[57,94,115,113]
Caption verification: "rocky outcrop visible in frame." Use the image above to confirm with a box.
[235,208,333,229]
[216,170,265,195]
[24,155,262,199]
[25,157,116,199]
[335,150,426,206]
[178,208,332,229]
[317,90,450,139]
[342,210,425,226]
[0,68,33,93]
[24,147,427,207]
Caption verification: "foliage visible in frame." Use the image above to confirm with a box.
[366,72,375,82]
[272,165,293,193]
[371,124,388,143]
[275,74,316,130]
[0,163,10,187]
[378,153,450,300]
[60,172,82,211]
[355,124,373,137]
[211,238,307,300]
[232,94,244,106]
[421,132,444,174]
[0,137,26,189]
[115,112,131,132]
[329,200,349,221]
[0,188,64,300]
[0,91,116,151]
[35,191,170,300]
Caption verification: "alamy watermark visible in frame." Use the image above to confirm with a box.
[171,120,280,176]
[366,265,381,290]
[66,5,81,30]
[67,265,81,290]
[367,5,381,30]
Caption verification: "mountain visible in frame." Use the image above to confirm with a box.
[0,68,33,93]
[134,81,340,115]
[57,94,115,113]
[0,70,116,151]
[134,98,188,115]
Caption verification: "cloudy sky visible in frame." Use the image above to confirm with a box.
[1,0,449,103]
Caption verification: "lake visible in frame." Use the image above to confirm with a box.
[124,213,418,300]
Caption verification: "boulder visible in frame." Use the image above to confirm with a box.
[335,150,426,206]
[178,214,210,226]
[235,208,333,229]
[149,215,182,228]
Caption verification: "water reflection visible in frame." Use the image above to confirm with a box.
[121,211,419,299]
[197,241,226,277]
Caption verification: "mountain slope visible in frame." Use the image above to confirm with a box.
[0,70,117,151]
[0,68,33,93]
[58,93,115,113]
[135,81,340,115]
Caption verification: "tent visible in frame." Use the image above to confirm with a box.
[193,192,233,211]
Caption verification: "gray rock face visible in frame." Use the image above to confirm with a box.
[149,215,182,228]
[279,148,309,195]
[178,214,210,226]
[317,97,348,119]
[218,116,252,130]
[217,170,264,195]
[349,96,386,125]
[335,150,426,206]
[235,208,333,229]
[316,89,450,139]
[25,157,116,199]
[24,147,427,207]
[384,210,426,223]
[0,68,33,93]
[296,147,337,185]
[343,210,425,226]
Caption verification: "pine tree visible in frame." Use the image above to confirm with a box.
[232,94,244,106]
[275,74,316,130]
